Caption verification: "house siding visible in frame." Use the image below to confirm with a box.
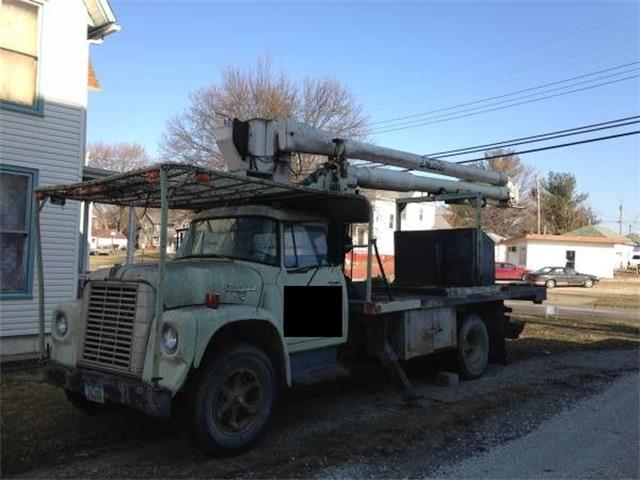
[0,0,89,355]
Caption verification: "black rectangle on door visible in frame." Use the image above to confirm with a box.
[283,286,342,337]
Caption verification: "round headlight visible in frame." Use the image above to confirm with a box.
[161,324,178,354]
[54,312,68,336]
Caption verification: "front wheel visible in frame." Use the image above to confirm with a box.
[521,273,527,281]
[584,279,594,288]
[457,314,489,380]
[545,279,556,289]
[190,343,277,456]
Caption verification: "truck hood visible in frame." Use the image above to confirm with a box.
[87,258,263,309]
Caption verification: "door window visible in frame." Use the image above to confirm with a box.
[284,224,329,269]
[565,250,576,269]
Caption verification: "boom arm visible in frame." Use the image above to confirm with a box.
[214,118,518,206]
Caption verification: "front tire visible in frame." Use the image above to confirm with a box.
[190,343,277,456]
[545,279,556,289]
[457,314,489,380]
[584,279,594,288]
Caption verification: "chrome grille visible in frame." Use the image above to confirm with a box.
[79,282,139,375]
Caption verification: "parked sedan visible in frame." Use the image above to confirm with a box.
[495,262,529,281]
[526,266,598,288]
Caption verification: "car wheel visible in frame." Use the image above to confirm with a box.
[457,314,489,380]
[545,279,556,289]
[190,343,277,456]
[521,273,527,281]
[584,279,594,288]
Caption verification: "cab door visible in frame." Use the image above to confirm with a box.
[277,222,348,352]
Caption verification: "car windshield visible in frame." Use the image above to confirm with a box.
[177,216,278,265]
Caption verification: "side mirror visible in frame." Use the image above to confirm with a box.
[344,235,353,254]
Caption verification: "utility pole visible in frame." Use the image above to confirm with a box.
[618,199,623,235]
[536,175,541,234]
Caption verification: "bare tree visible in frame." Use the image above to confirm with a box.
[87,142,152,173]
[87,142,153,232]
[161,57,368,173]
[444,149,537,237]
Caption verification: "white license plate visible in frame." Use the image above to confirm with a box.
[84,383,105,403]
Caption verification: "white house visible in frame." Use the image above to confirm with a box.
[0,0,119,358]
[500,234,631,279]
[91,228,127,250]
[353,191,450,255]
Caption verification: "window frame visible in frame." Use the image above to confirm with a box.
[0,0,44,116]
[0,164,38,299]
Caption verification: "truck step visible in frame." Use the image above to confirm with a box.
[291,364,350,386]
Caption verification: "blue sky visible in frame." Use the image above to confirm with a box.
[88,0,639,232]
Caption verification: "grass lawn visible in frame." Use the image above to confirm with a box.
[546,274,640,310]
[89,250,161,269]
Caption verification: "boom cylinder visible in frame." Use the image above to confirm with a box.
[277,120,508,186]
[351,167,515,203]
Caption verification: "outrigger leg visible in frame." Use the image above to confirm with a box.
[364,317,422,407]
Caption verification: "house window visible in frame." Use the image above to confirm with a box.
[388,214,394,229]
[419,208,423,221]
[0,165,37,297]
[401,209,406,221]
[0,0,40,110]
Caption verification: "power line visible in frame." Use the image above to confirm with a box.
[371,74,639,135]
[370,62,639,127]
[455,130,640,164]
[428,116,640,159]
[363,15,636,98]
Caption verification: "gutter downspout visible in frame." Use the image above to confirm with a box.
[35,198,48,360]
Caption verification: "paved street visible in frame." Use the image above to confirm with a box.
[508,301,640,321]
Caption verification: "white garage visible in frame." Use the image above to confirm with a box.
[500,234,632,279]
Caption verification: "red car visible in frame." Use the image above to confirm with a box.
[495,262,528,281]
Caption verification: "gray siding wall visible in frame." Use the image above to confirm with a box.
[0,100,84,338]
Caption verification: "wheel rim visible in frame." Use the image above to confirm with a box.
[214,368,262,435]
[547,280,555,288]
[585,280,592,287]
[463,327,485,372]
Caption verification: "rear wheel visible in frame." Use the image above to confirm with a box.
[457,314,489,380]
[545,279,556,288]
[190,343,277,456]
[521,273,527,281]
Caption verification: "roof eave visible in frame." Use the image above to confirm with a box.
[88,22,121,41]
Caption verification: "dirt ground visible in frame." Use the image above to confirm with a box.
[1,310,638,479]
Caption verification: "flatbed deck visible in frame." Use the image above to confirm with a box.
[350,283,546,315]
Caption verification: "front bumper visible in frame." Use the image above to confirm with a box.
[44,361,172,418]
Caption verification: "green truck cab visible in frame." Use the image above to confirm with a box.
[46,202,361,454]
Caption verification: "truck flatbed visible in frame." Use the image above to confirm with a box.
[350,283,546,315]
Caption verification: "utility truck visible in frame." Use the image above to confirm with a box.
[39,118,545,455]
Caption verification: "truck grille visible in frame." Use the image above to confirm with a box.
[79,282,154,376]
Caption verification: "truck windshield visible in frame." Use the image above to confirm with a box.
[177,216,278,265]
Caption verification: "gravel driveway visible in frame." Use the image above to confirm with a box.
[2,311,638,479]
[431,372,640,479]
